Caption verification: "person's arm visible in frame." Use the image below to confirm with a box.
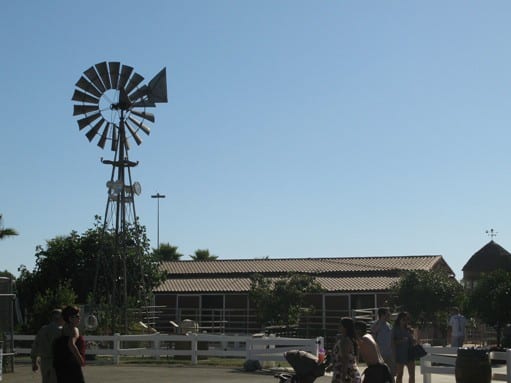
[447,316,453,344]
[409,327,417,346]
[67,327,85,366]
[31,327,42,371]
[371,321,381,337]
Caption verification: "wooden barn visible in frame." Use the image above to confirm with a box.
[152,255,454,340]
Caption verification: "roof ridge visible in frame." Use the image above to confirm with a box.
[166,255,442,263]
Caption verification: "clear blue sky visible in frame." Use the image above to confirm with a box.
[1,1,510,280]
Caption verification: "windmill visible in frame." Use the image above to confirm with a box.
[72,61,167,330]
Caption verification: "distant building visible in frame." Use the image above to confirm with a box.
[153,255,454,339]
[462,240,511,289]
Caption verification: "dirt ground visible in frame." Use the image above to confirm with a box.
[0,361,468,383]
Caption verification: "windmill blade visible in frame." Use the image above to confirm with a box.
[78,112,102,130]
[131,100,156,108]
[124,72,144,95]
[128,115,151,135]
[123,134,130,151]
[73,104,99,116]
[98,123,110,149]
[85,119,104,142]
[109,62,120,89]
[72,89,100,104]
[84,66,106,92]
[125,121,143,145]
[147,67,168,103]
[95,61,111,89]
[130,109,155,122]
[111,125,118,151]
[75,76,102,98]
[118,65,134,90]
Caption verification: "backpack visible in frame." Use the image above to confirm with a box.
[362,363,394,383]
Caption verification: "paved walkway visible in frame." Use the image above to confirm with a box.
[1,363,465,383]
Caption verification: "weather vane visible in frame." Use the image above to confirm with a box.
[485,228,498,239]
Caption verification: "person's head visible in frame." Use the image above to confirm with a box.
[452,307,460,315]
[354,321,367,338]
[340,317,356,339]
[62,305,80,325]
[377,307,389,320]
[395,311,410,327]
[50,308,63,324]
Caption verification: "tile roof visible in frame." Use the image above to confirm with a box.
[153,276,401,293]
[155,255,452,293]
[159,255,448,276]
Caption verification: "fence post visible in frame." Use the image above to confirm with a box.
[506,349,511,383]
[154,333,161,360]
[191,334,198,365]
[316,337,324,355]
[421,343,431,383]
[245,337,253,360]
[113,333,121,365]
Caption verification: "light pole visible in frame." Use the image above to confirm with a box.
[151,193,166,250]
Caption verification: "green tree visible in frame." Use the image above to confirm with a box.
[190,249,218,261]
[152,243,183,261]
[249,273,323,327]
[15,217,165,333]
[389,270,464,329]
[0,214,18,239]
[28,281,77,333]
[0,270,15,279]
[467,269,511,346]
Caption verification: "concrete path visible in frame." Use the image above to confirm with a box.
[1,363,467,383]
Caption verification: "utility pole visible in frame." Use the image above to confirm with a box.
[151,193,166,250]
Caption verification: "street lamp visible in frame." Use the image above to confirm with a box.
[151,193,166,250]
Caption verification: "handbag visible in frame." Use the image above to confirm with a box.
[412,344,427,359]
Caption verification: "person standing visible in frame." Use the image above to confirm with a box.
[355,321,394,383]
[371,308,395,376]
[392,312,415,383]
[31,308,63,383]
[448,307,467,347]
[331,317,361,383]
[53,305,86,383]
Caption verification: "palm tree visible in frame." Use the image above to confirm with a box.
[0,215,18,239]
[190,249,218,261]
[152,243,183,261]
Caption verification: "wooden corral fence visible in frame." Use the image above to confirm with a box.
[421,345,511,383]
[12,333,323,365]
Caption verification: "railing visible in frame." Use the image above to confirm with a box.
[12,333,323,366]
[421,345,511,383]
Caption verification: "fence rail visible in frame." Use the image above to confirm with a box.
[12,333,323,365]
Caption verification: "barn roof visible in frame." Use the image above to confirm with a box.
[462,240,511,273]
[153,275,400,293]
[155,255,452,293]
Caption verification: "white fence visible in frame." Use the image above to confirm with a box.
[13,333,323,365]
[421,345,511,383]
